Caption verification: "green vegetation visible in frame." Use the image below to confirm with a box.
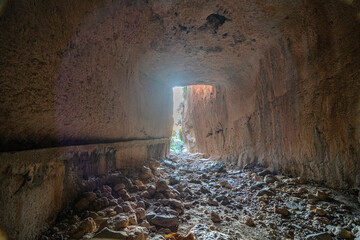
[170,86,187,152]
[170,129,184,152]
[179,128,183,142]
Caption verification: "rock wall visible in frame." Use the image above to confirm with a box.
[182,2,360,189]
[0,1,173,239]
[0,139,169,240]
[0,0,360,239]
[0,0,173,152]
[181,85,226,154]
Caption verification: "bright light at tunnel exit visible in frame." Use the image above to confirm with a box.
[173,87,184,130]
[171,87,185,152]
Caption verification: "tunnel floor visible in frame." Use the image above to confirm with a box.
[40,153,360,240]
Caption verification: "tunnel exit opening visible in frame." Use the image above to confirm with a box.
[170,85,216,154]
[171,86,186,153]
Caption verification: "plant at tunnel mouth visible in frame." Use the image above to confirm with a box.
[170,129,184,153]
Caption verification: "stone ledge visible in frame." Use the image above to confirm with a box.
[0,138,170,240]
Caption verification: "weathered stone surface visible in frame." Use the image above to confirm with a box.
[156,180,169,193]
[210,211,221,223]
[125,226,148,240]
[264,175,278,184]
[0,1,174,152]
[36,153,360,240]
[333,227,354,239]
[190,224,229,240]
[0,1,359,239]
[178,3,360,191]
[146,213,179,230]
[93,227,128,240]
[135,208,146,220]
[257,189,275,197]
[71,217,96,238]
[242,216,255,227]
[114,216,129,230]
[274,206,291,216]
[0,139,169,240]
[305,232,333,240]
[0,0,358,190]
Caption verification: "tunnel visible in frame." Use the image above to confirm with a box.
[0,0,360,239]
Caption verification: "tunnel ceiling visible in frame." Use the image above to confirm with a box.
[138,0,271,86]
[1,0,358,89]
[0,0,359,157]
[133,0,293,86]
[58,0,319,86]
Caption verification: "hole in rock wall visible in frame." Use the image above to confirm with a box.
[171,87,186,153]
[171,85,216,153]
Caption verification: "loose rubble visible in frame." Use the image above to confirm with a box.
[38,152,360,240]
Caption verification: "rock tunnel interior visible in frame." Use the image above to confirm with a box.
[0,0,360,239]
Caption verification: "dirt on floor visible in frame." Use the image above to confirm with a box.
[39,153,360,240]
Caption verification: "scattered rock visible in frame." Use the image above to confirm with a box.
[207,199,219,206]
[190,224,229,239]
[242,216,255,227]
[257,188,275,196]
[210,211,221,223]
[200,186,211,194]
[169,199,184,213]
[208,162,226,173]
[141,166,154,180]
[251,182,266,190]
[305,232,333,240]
[258,169,272,177]
[84,192,97,202]
[71,217,96,238]
[156,180,169,192]
[169,176,180,185]
[75,198,89,212]
[313,208,328,216]
[146,213,179,230]
[264,175,278,184]
[114,205,123,213]
[41,153,360,240]
[93,227,127,239]
[114,183,126,192]
[219,181,232,189]
[164,232,195,240]
[126,226,148,240]
[274,206,291,216]
[122,202,133,213]
[136,207,146,220]
[333,227,354,239]
[114,216,129,229]
[128,213,138,225]
[316,191,330,201]
[295,177,307,184]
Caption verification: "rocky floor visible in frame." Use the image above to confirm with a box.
[39,153,360,240]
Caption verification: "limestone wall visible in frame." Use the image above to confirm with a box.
[0,139,169,240]
[0,1,174,238]
[0,0,359,239]
[0,0,173,152]
[182,2,360,189]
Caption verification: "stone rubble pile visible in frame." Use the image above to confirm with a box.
[39,153,360,240]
